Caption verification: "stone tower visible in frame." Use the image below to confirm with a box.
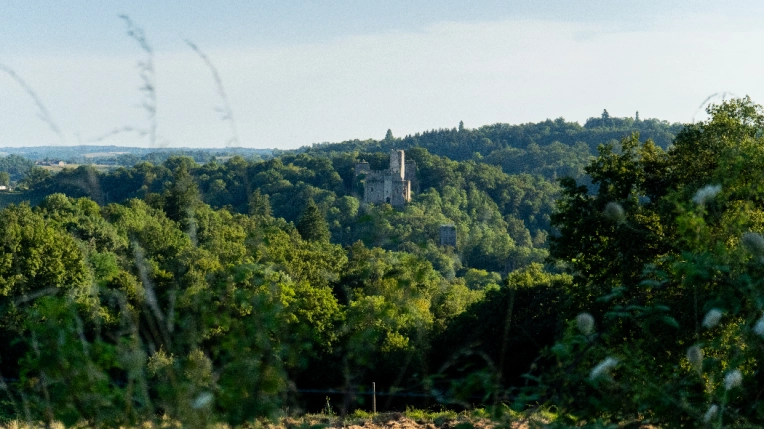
[440,224,457,247]
[354,149,415,208]
[390,149,405,181]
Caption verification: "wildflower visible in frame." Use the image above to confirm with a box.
[192,391,213,409]
[703,404,719,423]
[724,369,743,390]
[692,184,722,205]
[686,345,703,373]
[753,314,764,337]
[702,309,723,329]
[589,357,618,380]
[576,312,595,335]
[603,202,625,223]
[742,232,764,255]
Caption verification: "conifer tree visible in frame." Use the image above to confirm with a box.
[164,164,199,226]
[296,199,330,242]
[248,189,272,217]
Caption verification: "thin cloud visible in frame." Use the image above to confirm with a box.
[2,17,763,148]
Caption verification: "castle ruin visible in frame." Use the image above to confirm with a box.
[439,224,457,247]
[355,149,416,208]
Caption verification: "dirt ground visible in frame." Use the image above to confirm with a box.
[277,412,662,429]
[279,412,533,429]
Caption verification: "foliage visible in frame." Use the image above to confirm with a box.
[527,97,764,427]
[0,154,35,182]
[431,264,572,404]
[297,200,330,243]
[305,114,682,168]
[0,110,700,426]
[0,191,526,426]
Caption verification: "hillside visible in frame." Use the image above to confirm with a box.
[13,103,759,427]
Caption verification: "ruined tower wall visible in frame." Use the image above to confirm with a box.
[355,149,413,208]
[390,150,405,181]
[354,162,371,177]
[363,171,386,204]
[404,160,417,192]
[440,225,457,247]
[390,179,411,207]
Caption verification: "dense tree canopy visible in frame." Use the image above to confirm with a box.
[535,97,764,427]
[0,109,714,426]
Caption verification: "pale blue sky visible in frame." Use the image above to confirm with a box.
[2,1,763,148]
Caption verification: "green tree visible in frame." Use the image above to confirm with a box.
[0,154,35,181]
[0,203,89,300]
[433,263,572,398]
[248,189,272,217]
[532,98,764,426]
[163,164,200,228]
[296,199,330,242]
[18,166,51,190]
[0,171,9,187]
[0,203,91,401]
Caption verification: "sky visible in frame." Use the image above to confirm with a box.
[2,1,764,149]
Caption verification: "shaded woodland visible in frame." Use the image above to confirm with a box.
[3,103,764,427]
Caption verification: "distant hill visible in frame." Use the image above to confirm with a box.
[294,112,683,183]
[0,145,273,165]
[300,113,683,162]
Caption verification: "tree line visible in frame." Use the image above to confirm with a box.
[9,101,764,426]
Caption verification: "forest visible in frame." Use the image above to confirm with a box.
[1,101,763,427]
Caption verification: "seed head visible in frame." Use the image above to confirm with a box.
[686,345,703,373]
[589,357,618,380]
[576,312,595,335]
[703,404,719,423]
[753,314,764,337]
[742,232,764,255]
[692,184,722,205]
[603,202,625,223]
[702,309,723,329]
[192,391,213,409]
[724,369,743,390]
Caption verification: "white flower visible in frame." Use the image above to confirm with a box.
[589,357,618,380]
[703,404,719,423]
[742,232,764,255]
[603,202,625,223]
[576,313,595,335]
[692,184,722,205]
[686,345,703,373]
[702,309,723,329]
[192,391,213,409]
[724,369,743,390]
[753,314,764,337]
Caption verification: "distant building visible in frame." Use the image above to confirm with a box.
[35,160,66,166]
[440,224,457,247]
[0,185,7,192]
[355,149,416,208]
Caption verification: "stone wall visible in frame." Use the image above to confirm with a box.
[440,225,457,247]
[355,149,414,208]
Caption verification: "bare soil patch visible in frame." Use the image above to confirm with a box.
[278,413,532,429]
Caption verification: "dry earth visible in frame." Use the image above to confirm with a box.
[0,412,661,428]
[278,412,532,429]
